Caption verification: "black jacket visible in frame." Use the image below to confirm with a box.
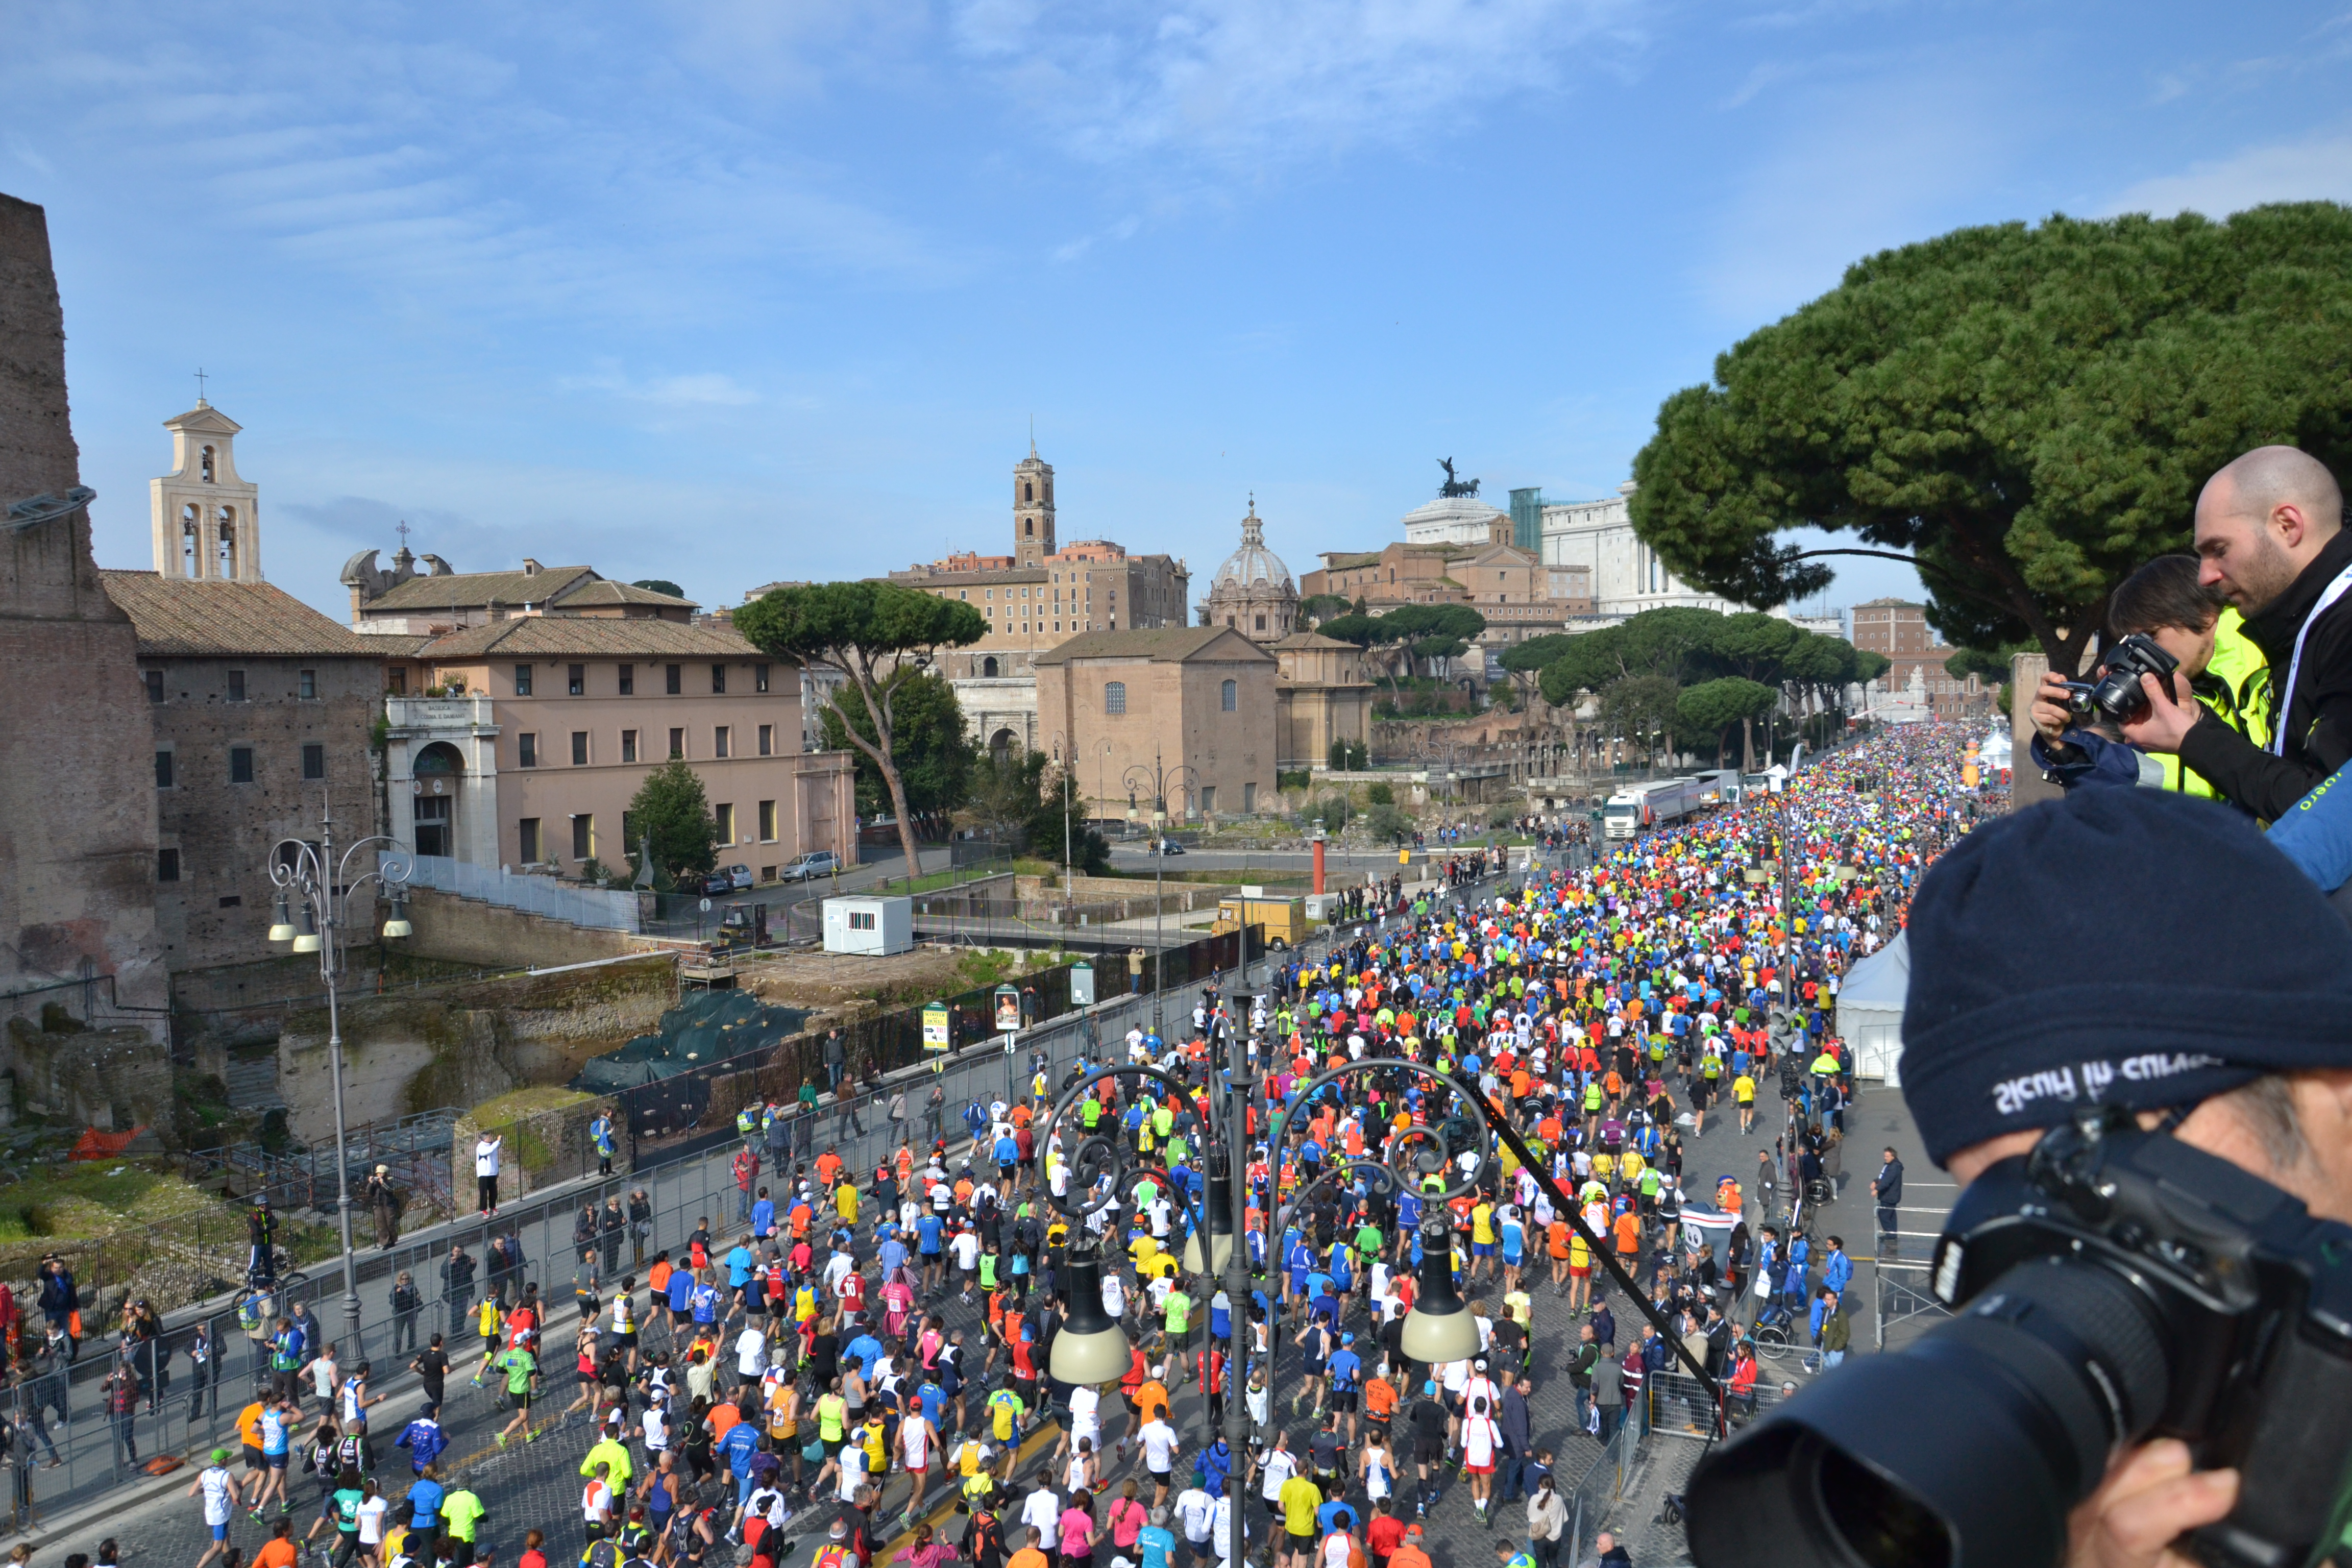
[2179,525,2352,818]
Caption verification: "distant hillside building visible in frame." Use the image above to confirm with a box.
[876,445,1190,760]
[342,551,697,633]
[1851,598,1994,718]
[1537,481,1736,618]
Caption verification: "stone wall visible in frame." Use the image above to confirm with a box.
[275,954,675,1144]
[0,193,170,1044]
[4,1013,172,1132]
[398,885,641,968]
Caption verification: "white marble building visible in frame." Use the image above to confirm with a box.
[1539,481,1736,618]
[1402,493,1512,547]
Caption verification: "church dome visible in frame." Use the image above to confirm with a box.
[1212,503,1292,594]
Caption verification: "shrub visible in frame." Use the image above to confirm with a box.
[1366,782,1394,806]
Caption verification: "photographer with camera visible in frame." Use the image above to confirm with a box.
[1684,787,2352,1568]
[2118,446,2352,819]
[2030,553,2270,798]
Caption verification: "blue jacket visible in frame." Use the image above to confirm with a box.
[2267,756,2352,893]
[396,1416,448,1470]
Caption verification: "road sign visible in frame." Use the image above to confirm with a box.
[699,898,712,912]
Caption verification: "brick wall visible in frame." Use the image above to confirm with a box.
[0,193,170,1044]
[150,653,384,969]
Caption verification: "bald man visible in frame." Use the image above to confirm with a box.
[2125,445,2352,819]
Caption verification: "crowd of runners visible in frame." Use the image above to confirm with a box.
[162,723,1987,1568]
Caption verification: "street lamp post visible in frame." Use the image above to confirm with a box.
[266,796,415,1361]
[1123,743,1199,1041]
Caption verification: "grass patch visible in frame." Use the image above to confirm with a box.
[471,1085,595,1124]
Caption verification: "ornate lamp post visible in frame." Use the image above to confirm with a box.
[1123,744,1199,1041]
[266,797,414,1358]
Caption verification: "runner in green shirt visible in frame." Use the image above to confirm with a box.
[439,1484,486,1549]
[495,1344,537,1447]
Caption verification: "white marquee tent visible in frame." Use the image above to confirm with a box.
[1836,929,1910,1085]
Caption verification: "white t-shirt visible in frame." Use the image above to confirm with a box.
[475,1139,501,1178]
[1021,1486,1063,1535]
[1069,1384,1101,1440]
[1175,1487,1215,1545]
[1100,1275,1126,1319]
[1258,1448,1295,1502]
[1141,1418,1178,1473]
[737,1329,767,1377]
[357,1494,389,1545]
[200,1465,236,1526]
[952,1231,981,1269]
[583,1479,612,1523]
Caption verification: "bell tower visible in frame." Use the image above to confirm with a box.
[1014,441,1055,567]
[149,398,261,581]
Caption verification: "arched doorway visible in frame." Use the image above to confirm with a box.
[989,728,1017,767]
[982,655,999,678]
[412,742,463,857]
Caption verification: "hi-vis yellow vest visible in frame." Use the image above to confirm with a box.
[2158,609,2272,798]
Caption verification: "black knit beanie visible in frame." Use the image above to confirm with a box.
[1901,786,2352,1166]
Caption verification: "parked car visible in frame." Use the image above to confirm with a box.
[726,864,754,891]
[779,850,841,881]
[701,871,734,896]
[1155,839,1186,856]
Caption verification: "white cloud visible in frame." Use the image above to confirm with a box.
[952,0,1647,165]
[2103,134,2352,218]
[559,363,761,407]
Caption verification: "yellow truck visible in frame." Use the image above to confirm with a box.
[1213,893,1307,950]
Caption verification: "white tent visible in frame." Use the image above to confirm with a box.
[1837,929,1910,1085]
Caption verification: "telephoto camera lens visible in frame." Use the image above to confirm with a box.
[1686,1257,2171,1568]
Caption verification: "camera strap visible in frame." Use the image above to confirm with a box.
[2268,560,2352,755]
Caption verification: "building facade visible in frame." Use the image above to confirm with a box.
[1851,597,1993,718]
[103,569,384,971]
[342,551,695,635]
[374,620,854,879]
[1538,482,1736,618]
[1035,628,1280,820]
[1270,633,1374,770]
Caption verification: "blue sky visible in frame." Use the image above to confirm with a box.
[10,2,2352,622]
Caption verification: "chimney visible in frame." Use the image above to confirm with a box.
[522,558,541,576]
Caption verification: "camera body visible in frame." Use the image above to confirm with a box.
[1685,1109,2352,1568]
[1931,1111,2352,1566]
[2063,631,2182,723]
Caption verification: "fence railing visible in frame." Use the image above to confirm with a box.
[391,851,644,933]
[1562,1394,1644,1567]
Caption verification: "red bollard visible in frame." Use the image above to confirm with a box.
[1312,838,1326,895]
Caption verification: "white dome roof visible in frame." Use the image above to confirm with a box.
[1211,506,1293,594]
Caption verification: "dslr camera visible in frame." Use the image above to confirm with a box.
[2061,631,2182,724]
[1686,1108,2352,1568]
